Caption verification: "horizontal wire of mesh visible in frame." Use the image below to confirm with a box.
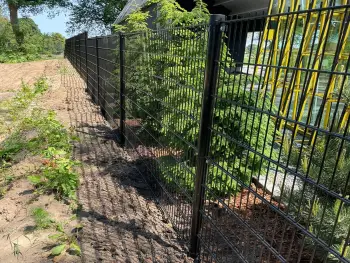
[122,26,208,243]
[199,3,350,263]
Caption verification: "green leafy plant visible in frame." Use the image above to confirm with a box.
[307,136,350,196]
[48,224,82,257]
[286,132,350,196]
[3,77,49,121]
[31,207,55,229]
[0,77,79,200]
[285,186,350,262]
[307,197,350,261]
[28,147,79,199]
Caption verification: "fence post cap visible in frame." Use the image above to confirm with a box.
[209,14,226,24]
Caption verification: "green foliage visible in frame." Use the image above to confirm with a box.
[285,133,350,196]
[68,0,127,34]
[0,77,49,164]
[0,77,79,200]
[287,190,350,261]
[48,223,82,256]
[154,0,209,26]
[4,76,49,118]
[20,110,72,153]
[42,32,65,55]
[31,208,82,257]
[5,0,69,45]
[116,0,278,196]
[29,147,79,199]
[51,244,66,256]
[284,131,350,260]
[31,207,54,229]
[305,136,350,196]
[0,14,65,63]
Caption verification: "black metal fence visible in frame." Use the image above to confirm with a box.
[65,3,350,262]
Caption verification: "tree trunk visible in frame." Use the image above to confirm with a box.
[8,3,23,45]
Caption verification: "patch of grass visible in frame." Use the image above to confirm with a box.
[58,65,69,75]
[0,76,49,135]
[5,77,49,120]
[1,109,80,199]
[0,76,79,201]
[31,207,54,229]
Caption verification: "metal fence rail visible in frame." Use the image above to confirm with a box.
[65,3,350,262]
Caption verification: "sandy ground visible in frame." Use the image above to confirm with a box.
[0,60,80,263]
[0,59,190,263]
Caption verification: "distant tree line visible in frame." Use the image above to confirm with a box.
[0,10,65,63]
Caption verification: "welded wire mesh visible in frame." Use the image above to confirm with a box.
[97,36,120,124]
[199,4,350,263]
[122,26,208,241]
[66,33,120,126]
[65,3,350,261]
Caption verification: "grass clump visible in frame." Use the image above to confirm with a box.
[31,208,82,258]
[31,207,54,229]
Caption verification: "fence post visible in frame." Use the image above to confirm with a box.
[189,14,226,261]
[71,38,73,62]
[95,37,100,105]
[119,32,126,147]
[75,37,78,68]
[85,32,89,93]
[79,35,81,75]
[64,40,66,58]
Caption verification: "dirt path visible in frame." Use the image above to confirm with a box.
[0,59,190,263]
[0,60,79,263]
[60,60,192,263]
[1,59,190,263]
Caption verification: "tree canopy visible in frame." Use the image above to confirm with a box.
[0,13,65,62]
[67,0,127,34]
[2,0,69,45]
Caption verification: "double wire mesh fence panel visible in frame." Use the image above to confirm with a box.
[65,2,350,261]
[86,37,99,104]
[122,26,208,242]
[199,4,350,263]
[96,36,120,124]
[66,34,120,126]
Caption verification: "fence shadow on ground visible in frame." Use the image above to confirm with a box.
[62,64,191,263]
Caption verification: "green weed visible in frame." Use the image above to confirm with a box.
[28,147,79,199]
[7,235,22,259]
[5,77,48,120]
[0,77,79,201]
[59,65,69,75]
[48,223,82,257]
[31,207,54,229]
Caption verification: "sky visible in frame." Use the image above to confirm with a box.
[21,12,70,38]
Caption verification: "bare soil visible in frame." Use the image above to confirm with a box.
[0,59,191,263]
